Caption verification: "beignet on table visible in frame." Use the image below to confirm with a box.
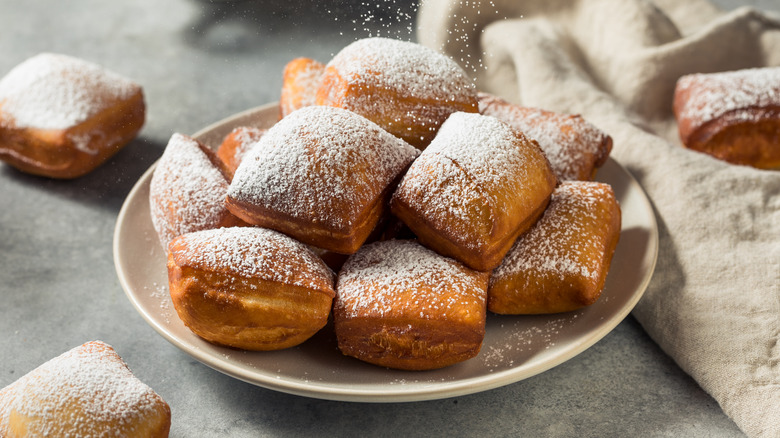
[673,66,780,170]
[0,53,145,178]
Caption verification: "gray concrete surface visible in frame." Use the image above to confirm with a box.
[1,0,775,436]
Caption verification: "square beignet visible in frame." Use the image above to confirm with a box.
[279,57,325,119]
[390,111,557,271]
[478,92,612,181]
[167,227,336,351]
[225,105,419,254]
[0,53,145,179]
[316,37,478,149]
[673,67,780,169]
[149,133,245,249]
[0,341,170,438]
[334,240,489,370]
[488,181,621,314]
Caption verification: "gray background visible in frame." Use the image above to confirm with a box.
[1,0,776,436]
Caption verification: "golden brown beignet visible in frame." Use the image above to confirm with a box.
[167,227,336,350]
[489,181,621,314]
[149,133,246,249]
[390,111,557,271]
[0,53,145,179]
[226,105,419,254]
[0,341,171,438]
[674,67,780,170]
[216,126,266,179]
[316,37,478,149]
[478,92,613,181]
[279,57,325,119]
[334,239,489,370]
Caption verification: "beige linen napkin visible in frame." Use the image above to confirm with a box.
[417,0,780,436]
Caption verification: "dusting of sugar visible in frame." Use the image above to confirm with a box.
[149,133,231,249]
[228,105,418,230]
[224,126,265,167]
[325,37,475,104]
[335,240,486,320]
[479,93,609,181]
[676,67,780,124]
[3,341,164,437]
[480,316,572,370]
[491,181,616,285]
[169,227,334,291]
[0,53,139,131]
[394,111,552,248]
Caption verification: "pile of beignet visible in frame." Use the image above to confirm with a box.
[150,37,621,371]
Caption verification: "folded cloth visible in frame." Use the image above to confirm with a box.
[417,0,780,436]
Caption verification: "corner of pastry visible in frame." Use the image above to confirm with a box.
[315,37,479,149]
[225,105,420,254]
[488,181,621,315]
[279,57,325,119]
[167,226,336,351]
[673,66,780,170]
[216,126,266,180]
[390,111,557,272]
[0,53,145,179]
[0,341,171,438]
[333,239,489,371]
[149,132,246,250]
[477,92,612,181]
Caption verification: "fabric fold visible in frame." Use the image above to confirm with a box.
[417,1,780,436]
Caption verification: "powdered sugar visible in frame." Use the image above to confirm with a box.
[228,105,419,230]
[479,93,610,181]
[2,341,165,437]
[149,133,231,249]
[0,53,139,131]
[393,111,553,248]
[335,240,486,319]
[676,66,780,125]
[492,181,617,284]
[323,37,476,106]
[169,227,334,291]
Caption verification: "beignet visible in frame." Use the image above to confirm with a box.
[226,105,419,254]
[149,133,245,249]
[334,239,489,370]
[489,181,621,314]
[390,111,557,271]
[316,37,478,149]
[167,227,336,351]
[216,126,266,179]
[0,341,171,438]
[478,92,613,181]
[0,53,145,178]
[674,67,780,169]
[279,57,325,119]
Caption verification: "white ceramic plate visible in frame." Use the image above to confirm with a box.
[114,103,658,402]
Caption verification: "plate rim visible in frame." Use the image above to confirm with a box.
[113,103,659,402]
